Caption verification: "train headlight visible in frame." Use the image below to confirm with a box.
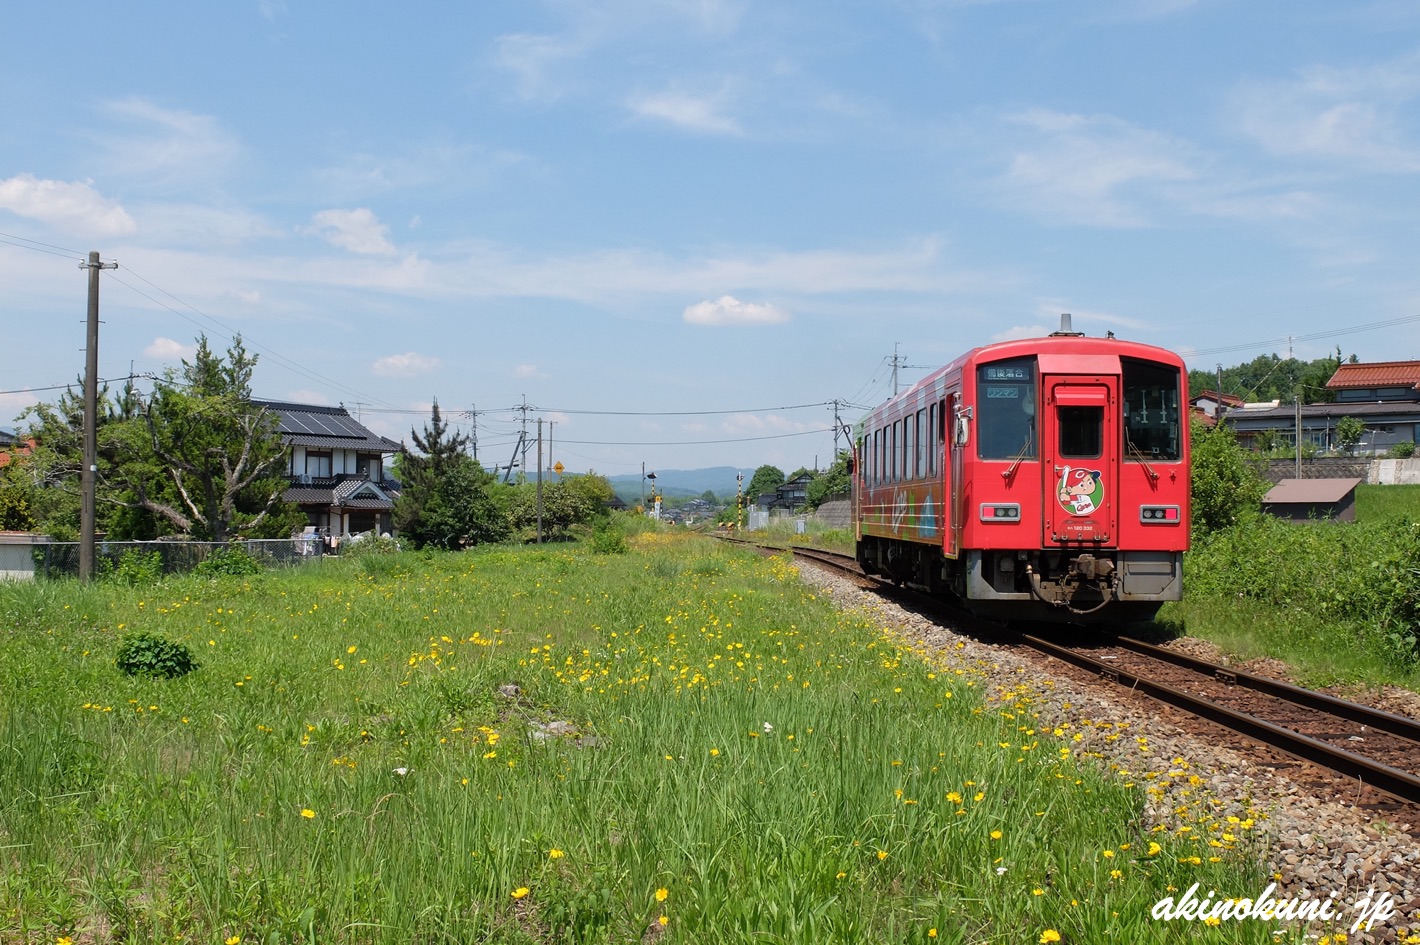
[979,503,1021,522]
[1139,505,1181,523]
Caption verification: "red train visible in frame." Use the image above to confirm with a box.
[852,315,1189,622]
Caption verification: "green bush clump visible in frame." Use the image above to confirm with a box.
[111,549,163,586]
[115,631,200,678]
[588,521,628,554]
[194,546,263,576]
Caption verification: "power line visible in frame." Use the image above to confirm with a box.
[1186,313,1420,358]
[0,231,86,260]
[554,427,833,446]
[0,375,153,397]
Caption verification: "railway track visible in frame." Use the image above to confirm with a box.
[721,536,1420,808]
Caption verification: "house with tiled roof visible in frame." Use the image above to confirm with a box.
[254,400,402,537]
[1222,360,1420,455]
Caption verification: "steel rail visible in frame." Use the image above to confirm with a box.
[1108,635,1420,743]
[1021,633,1420,806]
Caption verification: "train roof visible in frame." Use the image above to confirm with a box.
[865,328,1186,419]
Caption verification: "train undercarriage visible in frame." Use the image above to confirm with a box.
[856,535,1180,624]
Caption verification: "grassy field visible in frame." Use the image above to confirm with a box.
[0,533,1292,943]
[1355,482,1420,523]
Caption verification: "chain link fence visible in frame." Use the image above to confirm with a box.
[36,538,326,580]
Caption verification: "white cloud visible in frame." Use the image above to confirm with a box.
[995,109,1200,226]
[1229,54,1420,172]
[144,337,198,362]
[0,391,39,424]
[372,352,441,377]
[629,86,743,135]
[684,295,790,326]
[309,208,398,256]
[0,174,137,236]
[494,33,586,101]
[98,97,242,190]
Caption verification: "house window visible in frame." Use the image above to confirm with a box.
[306,451,332,478]
[357,454,383,480]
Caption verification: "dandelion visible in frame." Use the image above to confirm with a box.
[655,887,669,902]
[512,887,530,899]
[990,830,1002,840]
[226,937,241,945]
[1039,930,1061,943]
[658,916,669,927]
[876,850,889,861]
[549,848,565,859]
[1147,841,1161,856]
[300,808,316,819]
[1203,916,1221,927]
[58,938,75,945]
[929,930,938,939]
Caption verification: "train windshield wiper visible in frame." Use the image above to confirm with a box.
[1126,433,1160,481]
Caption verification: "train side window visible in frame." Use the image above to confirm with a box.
[977,358,1037,459]
[905,414,916,480]
[892,420,901,481]
[929,402,939,474]
[915,408,926,478]
[1059,406,1103,458]
[1122,359,1181,460]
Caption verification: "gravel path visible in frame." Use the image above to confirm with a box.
[795,563,1420,944]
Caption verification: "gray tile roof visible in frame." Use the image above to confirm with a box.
[253,400,402,452]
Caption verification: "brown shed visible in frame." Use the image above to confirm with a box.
[1261,478,1362,522]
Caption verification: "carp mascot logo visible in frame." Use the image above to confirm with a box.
[1057,466,1103,516]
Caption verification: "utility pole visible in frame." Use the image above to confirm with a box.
[1295,396,1302,479]
[536,418,544,544]
[469,403,478,463]
[891,342,903,397]
[79,251,117,583]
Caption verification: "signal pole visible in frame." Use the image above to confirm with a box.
[79,251,117,583]
[536,418,544,544]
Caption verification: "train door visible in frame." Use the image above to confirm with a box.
[1041,376,1118,545]
[942,395,959,558]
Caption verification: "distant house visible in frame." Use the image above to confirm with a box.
[1222,360,1420,456]
[1262,478,1361,523]
[256,400,402,537]
[756,473,815,512]
[1189,390,1244,424]
[0,429,35,469]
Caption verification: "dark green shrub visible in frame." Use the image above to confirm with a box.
[112,549,163,586]
[1388,441,1415,459]
[115,631,199,678]
[589,521,628,554]
[194,546,263,576]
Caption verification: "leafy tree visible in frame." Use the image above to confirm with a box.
[806,452,852,508]
[106,336,298,541]
[700,489,717,504]
[394,400,507,549]
[1335,416,1366,455]
[746,464,786,501]
[1190,419,1268,534]
[504,472,615,541]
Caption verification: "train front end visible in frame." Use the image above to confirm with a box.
[960,325,1189,621]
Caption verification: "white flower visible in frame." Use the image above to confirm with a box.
[763,722,774,733]
[996,866,1008,875]
[393,767,410,777]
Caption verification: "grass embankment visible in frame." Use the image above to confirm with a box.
[1163,483,1420,692]
[2,535,1277,943]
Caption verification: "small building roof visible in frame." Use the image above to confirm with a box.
[1262,478,1362,505]
[1189,390,1245,407]
[1326,361,1420,391]
[253,400,402,453]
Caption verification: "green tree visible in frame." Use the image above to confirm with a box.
[1335,416,1366,455]
[106,336,298,541]
[806,452,852,508]
[1190,419,1268,534]
[746,464,786,501]
[393,400,507,549]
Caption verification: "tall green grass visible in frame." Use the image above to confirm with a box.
[1,536,1281,943]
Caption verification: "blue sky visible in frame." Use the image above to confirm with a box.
[3,1,1420,477]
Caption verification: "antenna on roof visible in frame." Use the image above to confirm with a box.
[1050,313,1085,337]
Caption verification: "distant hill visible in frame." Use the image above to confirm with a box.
[607,466,757,502]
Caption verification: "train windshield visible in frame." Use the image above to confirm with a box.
[1122,358,1181,460]
[977,357,1037,459]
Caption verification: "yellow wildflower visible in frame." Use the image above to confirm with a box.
[1040,931,1061,944]
[300,808,316,819]
[512,887,530,899]
[655,888,669,902]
